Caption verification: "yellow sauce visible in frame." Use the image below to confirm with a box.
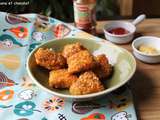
[138,45,159,55]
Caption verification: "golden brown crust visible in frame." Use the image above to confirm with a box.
[49,69,78,89]
[34,48,66,70]
[34,44,114,95]
[95,54,109,64]
[69,71,104,95]
[94,54,112,79]
[62,42,86,58]
[67,50,96,74]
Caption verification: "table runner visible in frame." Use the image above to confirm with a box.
[0,12,137,120]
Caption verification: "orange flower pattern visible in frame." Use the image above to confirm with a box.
[0,89,14,101]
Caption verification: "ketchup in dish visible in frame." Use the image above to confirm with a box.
[108,27,129,35]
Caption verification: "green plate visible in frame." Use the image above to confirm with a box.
[27,38,136,100]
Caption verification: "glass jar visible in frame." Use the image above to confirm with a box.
[73,0,96,34]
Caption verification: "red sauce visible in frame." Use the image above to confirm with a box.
[108,27,129,35]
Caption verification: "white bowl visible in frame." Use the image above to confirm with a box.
[103,21,136,44]
[27,38,136,101]
[103,14,146,44]
[132,36,160,63]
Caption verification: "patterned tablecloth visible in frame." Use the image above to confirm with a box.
[0,12,137,120]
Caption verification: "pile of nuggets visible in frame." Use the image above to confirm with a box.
[34,42,113,95]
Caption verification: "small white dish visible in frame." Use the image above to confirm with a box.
[103,14,146,44]
[132,36,160,63]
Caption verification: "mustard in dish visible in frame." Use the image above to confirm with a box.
[138,45,159,55]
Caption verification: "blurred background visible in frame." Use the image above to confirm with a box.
[0,0,160,22]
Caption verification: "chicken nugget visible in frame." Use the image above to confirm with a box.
[62,42,86,58]
[69,71,104,95]
[49,69,78,89]
[34,48,66,70]
[94,54,113,79]
[67,50,96,73]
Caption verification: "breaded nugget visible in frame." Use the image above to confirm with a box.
[49,69,78,89]
[34,48,66,70]
[94,54,112,79]
[62,42,86,58]
[67,50,96,73]
[69,71,104,95]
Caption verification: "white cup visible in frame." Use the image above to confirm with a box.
[103,14,146,44]
[132,36,160,63]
